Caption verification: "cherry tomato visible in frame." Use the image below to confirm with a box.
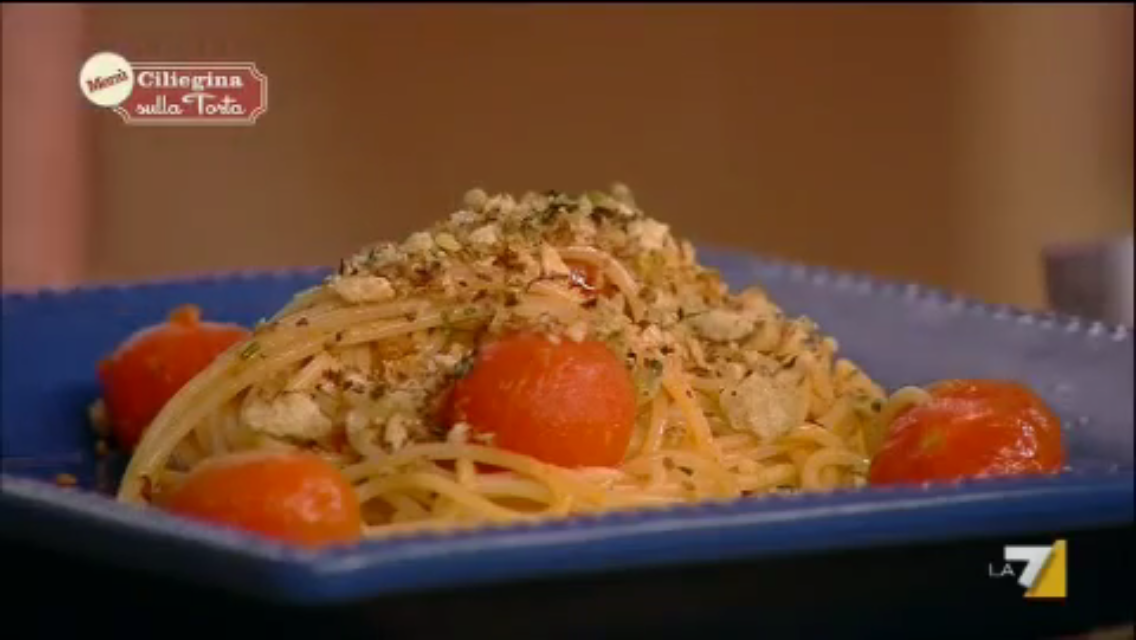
[98,305,249,450]
[448,333,637,468]
[162,451,362,548]
[869,379,1065,486]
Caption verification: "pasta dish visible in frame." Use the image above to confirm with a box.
[104,185,1064,546]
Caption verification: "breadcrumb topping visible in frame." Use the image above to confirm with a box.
[230,184,885,458]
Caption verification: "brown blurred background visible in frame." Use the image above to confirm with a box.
[3,3,1133,310]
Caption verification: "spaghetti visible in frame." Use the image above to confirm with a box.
[117,185,928,538]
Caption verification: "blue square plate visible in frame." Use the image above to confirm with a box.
[1,249,1132,605]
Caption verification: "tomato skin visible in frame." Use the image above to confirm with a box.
[162,451,362,548]
[448,333,637,468]
[98,305,249,450]
[869,379,1065,486]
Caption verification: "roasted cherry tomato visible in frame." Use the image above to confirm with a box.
[869,379,1065,485]
[98,305,249,450]
[448,332,637,468]
[162,451,362,548]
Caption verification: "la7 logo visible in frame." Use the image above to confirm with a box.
[1003,540,1067,599]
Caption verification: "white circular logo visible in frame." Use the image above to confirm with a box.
[78,52,135,108]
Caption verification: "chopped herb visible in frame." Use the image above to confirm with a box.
[239,341,261,360]
[440,310,453,328]
[453,356,475,379]
[540,193,573,223]
[587,190,619,216]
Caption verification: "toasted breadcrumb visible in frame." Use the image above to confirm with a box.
[234,184,885,456]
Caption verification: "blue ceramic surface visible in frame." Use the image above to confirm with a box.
[1,249,1132,605]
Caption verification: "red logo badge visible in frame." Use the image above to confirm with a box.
[79,53,268,126]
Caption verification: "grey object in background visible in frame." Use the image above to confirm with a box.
[1044,237,1134,326]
